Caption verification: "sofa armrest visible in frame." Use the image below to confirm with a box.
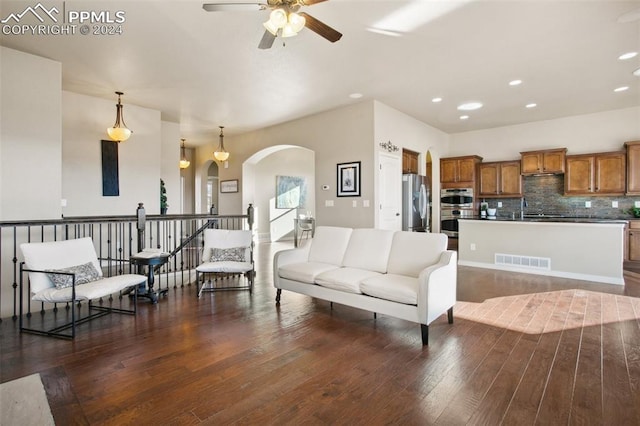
[416,250,458,324]
[273,245,310,288]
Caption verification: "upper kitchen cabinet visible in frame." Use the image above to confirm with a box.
[564,151,626,196]
[520,148,567,175]
[440,155,482,188]
[626,141,640,195]
[402,149,419,174]
[479,161,522,197]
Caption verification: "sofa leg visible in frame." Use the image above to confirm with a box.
[275,289,281,304]
[373,312,377,319]
[330,302,333,310]
[421,324,429,345]
[448,307,454,324]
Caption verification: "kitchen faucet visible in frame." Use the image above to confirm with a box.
[520,197,528,220]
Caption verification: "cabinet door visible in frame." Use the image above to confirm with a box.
[626,143,640,195]
[521,153,542,174]
[543,151,565,174]
[500,162,522,195]
[479,163,499,195]
[441,159,458,183]
[565,156,594,194]
[629,230,640,261]
[458,158,477,183]
[595,153,625,194]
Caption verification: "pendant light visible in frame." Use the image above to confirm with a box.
[213,126,229,162]
[107,91,132,142]
[179,138,190,169]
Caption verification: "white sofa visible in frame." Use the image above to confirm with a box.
[273,226,457,345]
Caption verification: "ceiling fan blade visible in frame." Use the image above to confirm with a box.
[299,12,342,43]
[202,2,266,12]
[299,0,328,5]
[258,30,276,49]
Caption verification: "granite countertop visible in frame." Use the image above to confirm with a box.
[461,215,631,224]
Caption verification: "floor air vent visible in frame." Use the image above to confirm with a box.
[495,253,551,270]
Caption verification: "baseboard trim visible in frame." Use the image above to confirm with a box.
[458,260,624,286]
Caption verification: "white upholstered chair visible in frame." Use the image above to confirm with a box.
[20,237,147,339]
[196,229,254,297]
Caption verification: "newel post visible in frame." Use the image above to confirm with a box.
[247,204,254,230]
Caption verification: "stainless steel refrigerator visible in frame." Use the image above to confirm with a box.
[402,174,430,232]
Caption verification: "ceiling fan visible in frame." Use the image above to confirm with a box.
[203,0,342,49]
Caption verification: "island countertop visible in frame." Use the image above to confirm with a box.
[457,218,626,285]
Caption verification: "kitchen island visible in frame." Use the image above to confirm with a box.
[458,218,627,285]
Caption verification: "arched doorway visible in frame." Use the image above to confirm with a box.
[206,162,219,214]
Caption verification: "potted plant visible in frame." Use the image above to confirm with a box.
[160,179,168,215]
[626,207,640,218]
[480,202,488,218]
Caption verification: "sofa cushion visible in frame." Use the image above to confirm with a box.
[315,267,382,294]
[387,232,447,277]
[278,262,339,284]
[307,226,352,266]
[342,228,395,273]
[360,274,418,305]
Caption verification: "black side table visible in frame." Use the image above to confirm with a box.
[130,253,170,304]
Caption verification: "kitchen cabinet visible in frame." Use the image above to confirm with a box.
[479,161,522,197]
[520,148,567,175]
[402,149,419,174]
[626,141,640,195]
[628,220,640,262]
[440,155,482,189]
[564,151,626,195]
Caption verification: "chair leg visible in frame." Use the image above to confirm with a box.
[448,307,454,324]
[421,324,429,345]
[275,289,282,303]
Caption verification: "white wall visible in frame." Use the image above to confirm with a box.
[196,101,375,227]
[449,107,640,161]
[0,47,62,220]
[161,121,180,215]
[62,91,162,216]
[373,101,451,231]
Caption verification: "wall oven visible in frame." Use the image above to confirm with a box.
[440,188,474,208]
[440,188,474,238]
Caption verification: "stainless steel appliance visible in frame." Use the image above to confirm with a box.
[440,188,474,238]
[440,188,474,207]
[402,174,429,232]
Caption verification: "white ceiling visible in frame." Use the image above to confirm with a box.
[1,0,639,147]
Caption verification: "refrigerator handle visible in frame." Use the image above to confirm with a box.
[419,184,428,219]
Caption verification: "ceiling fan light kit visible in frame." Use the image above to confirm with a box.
[203,0,341,49]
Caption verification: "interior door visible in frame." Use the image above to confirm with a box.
[378,152,402,230]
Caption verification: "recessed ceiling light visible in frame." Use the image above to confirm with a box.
[614,86,629,92]
[634,67,640,77]
[457,102,483,111]
[619,51,638,60]
[349,93,363,99]
[525,103,537,108]
[432,97,443,103]
[509,79,522,86]
[460,115,469,120]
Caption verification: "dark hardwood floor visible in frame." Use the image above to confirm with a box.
[2,241,640,425]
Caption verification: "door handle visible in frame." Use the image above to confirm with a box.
[396,213,400,216]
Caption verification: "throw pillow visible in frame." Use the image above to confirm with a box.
[46,262,101,289]
[210,247,247,262]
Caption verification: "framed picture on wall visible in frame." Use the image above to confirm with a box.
[220,179,238,193]
[337,161,361,197]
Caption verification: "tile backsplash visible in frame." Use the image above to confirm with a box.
[480,175,639,219]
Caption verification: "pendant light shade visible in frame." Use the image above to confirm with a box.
[179,138,190,169]
[107,91,132,142]
[214,126,229,162]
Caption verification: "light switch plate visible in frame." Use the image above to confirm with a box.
[363,200,370,207]
[325,200,334,207]
[352,200,357,207]
[497,202,502,208]
[585,201,591,208]
[612,201,618,208]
